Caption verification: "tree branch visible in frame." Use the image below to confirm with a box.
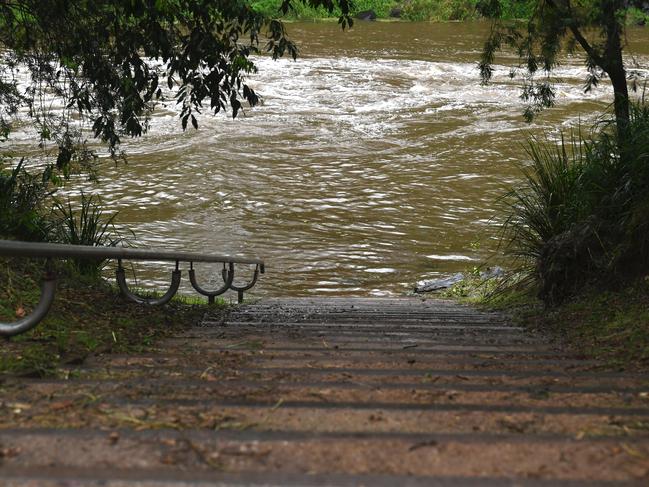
[545,0,607,70]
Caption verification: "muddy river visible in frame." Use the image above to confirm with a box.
[7,21,649,297]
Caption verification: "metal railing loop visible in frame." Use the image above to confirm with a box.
[228,264,262,304]
[188,261,235,305]
[116,259,182,306]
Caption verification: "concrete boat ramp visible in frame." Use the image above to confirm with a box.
[0,297,648,485]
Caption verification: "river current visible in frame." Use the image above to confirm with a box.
[6,22,649,297]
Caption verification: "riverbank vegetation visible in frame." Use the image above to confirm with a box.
[502,102,649,304]
[0,257,205,377]
[252,0,394,19]
[250,0,649,23]
[442,100,649,370]
[0,160,210,377]
[443,272,649,369]
[406,0,645,370]
[500,101,649,369]
[251,0,536,21]
[1,159,122,252]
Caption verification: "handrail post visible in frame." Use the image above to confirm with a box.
[188,261,234,305]
[229,264,261,304]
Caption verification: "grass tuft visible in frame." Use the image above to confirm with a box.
[0,257,213,377]
[49,192,131,276]
[500,101,649,304]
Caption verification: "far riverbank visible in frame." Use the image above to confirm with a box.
[250,0,649,24]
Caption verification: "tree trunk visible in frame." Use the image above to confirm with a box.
[609,65,630,141]
[602,0,630,141]
[559,0,630,139]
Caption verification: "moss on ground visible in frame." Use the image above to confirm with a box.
[440,272,649,371]
[0,257,216,377]
[523,281,649,370]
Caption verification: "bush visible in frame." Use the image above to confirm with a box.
[250,0,341,18]
[0,160,53,241]
[49,192,128,276]
[250,0,397,19]
[0,158,132,277]
[502,102,649,304]
[495,0,536,20]
[401,0,479,21]
[249,1,630,21]
[627,6,649,26]
[353,0,398,17]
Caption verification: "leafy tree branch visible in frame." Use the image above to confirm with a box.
[0,0,353,172]
[478,0,643,139]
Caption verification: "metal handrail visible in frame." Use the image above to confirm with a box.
[0,239,265,337]
[0,240,265,267]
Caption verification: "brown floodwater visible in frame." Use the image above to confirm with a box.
[7,21,649,298]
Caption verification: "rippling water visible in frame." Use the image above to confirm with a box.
[7,22,649,297]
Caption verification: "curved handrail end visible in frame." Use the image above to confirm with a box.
[116,265,181,306]
[0,274,57,337]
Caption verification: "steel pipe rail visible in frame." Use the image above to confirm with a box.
[188,262,235,305]
[0,239,265,337]
[0,240,265,268]
[117,263,183,307]
[227,265,262,305]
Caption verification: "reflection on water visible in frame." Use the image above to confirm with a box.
[6,22,649,297]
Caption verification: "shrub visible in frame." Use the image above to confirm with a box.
[49,192,129,276]
[401,0,479,21]
[495,0,536,20]
[250,0,341,18]
[501,102,649,304]
[250,0,397,19]
[627,6,649,26]
[0,160,53,241]
[0,159,134,278]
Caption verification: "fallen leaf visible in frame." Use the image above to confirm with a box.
[8,403,31,414]
[0,447,21,458]
[621,442,647,459]
[160,453,177,465]
[408,440,438,452]
[15,307,25,318]
[50,400,75,411]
